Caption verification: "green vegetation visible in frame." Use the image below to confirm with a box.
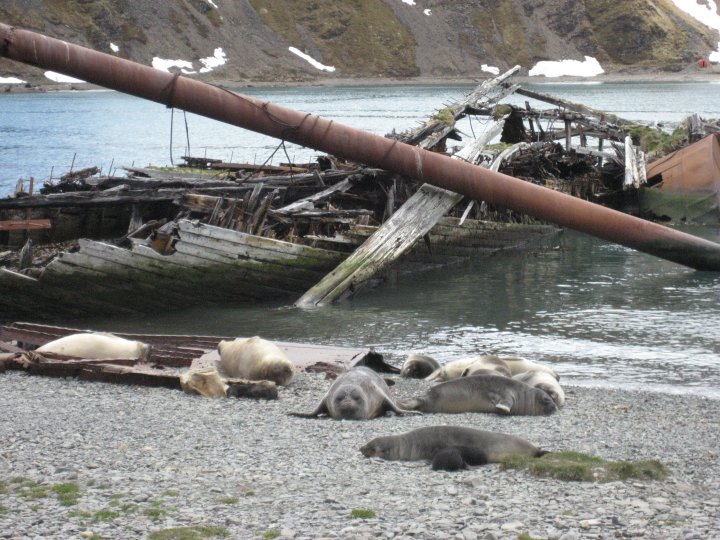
[501,451,669,482]
[0,481,7,494]
[584,0,715,65]
[52,483,80,506]
[517,533,543,540]
[18,481,49,501]
[262,530,281,540]
[144,498,176,522]
[249,0,418,77]
[93,509,120,522]
[627,125,686,156]
[350,508,376,519]
[148,526,229,540]
[216,496,240,504]
[68,509,93,519]
[432,107,456,126]
[471,1,530,67]
[0,504,7,517]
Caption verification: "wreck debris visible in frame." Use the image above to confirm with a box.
[0,322,393,393]
[2,23,719,271]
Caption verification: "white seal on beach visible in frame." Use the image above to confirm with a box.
[218,336,295,386]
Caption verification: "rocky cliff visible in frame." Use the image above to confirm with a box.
[0,0,717,85]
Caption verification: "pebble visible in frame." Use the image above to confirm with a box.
[0,372,719,539]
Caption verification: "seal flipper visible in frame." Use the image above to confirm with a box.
[431,446,489,471]
[288,400,329,418]
[382,397,422,416]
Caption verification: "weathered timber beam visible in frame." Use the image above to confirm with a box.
[511,87,639,127]
[2,25,720,270]
[0,189,183,208]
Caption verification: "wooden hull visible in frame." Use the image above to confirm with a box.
[0,218,558,320]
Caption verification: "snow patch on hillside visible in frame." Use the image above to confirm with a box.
[529,56,604,77]
[289,47,336,72]
[0,76,26,84]
[200,48,227,73]
[152,57,196,74]
[44,71,86,83]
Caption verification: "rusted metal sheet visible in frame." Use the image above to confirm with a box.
[2,24,720,270]
[646,133,720,195]
[0,219,52,231]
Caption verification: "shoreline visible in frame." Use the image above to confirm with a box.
[3,68,719,94]
[1,371,718,539]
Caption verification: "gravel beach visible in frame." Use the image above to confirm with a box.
[1,370,718,540]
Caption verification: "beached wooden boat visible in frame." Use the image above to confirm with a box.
[0,216,559,319]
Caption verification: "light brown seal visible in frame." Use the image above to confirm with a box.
[360,425,547,471]
[36,332,151,361]
[290,366,418,420]
[513,370,565,406]
[400,354,440,379]
[400,374,557,415]
[218,336,295,386]
[460,355,512,378]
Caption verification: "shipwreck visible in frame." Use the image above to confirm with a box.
[2,24,720,321]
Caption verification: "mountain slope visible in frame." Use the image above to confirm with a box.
[0,0,717,85]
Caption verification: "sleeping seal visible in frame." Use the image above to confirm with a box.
[400,354,440,379]
[500,356,559,380]
[460,355,512,378]
[179,368,228,398]
[290,366,417,420]
[218,336,295,386]
[426,356,491,382]
[360,425,547,471]
[36,332,151,361]
[513,370,565,407]
[400,374,557,416]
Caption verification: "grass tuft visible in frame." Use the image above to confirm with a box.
[501,451,669,482]
[262,530,280,540]
[52,483,80,506]
[148,526,229,540]
[350,508,376,519]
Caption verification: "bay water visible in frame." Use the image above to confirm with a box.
[1,81,718,398]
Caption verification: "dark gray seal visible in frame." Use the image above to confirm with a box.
[400,354,440,379]
[290,366,418,420]
[360,425,547,471]
[399,374,557,415]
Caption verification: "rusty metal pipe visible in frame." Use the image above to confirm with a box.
[2,23,720,271]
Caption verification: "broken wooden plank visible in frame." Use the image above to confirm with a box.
[294,71,519,308]
[0,219,52,231]
[294,183,466,307]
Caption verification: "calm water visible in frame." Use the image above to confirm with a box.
[1,82,719,398]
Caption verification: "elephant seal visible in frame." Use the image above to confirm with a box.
[513,370,565,407]
[36,332,151,361]
[460,355,512,378]
[360,425,547,471]
[500,356,559,380]
[218,336,295,386]
[290,366,418,420]
[426,356,490,382]
[400,354,440,379]
[400,374,557,416]
[179,368,228,398]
